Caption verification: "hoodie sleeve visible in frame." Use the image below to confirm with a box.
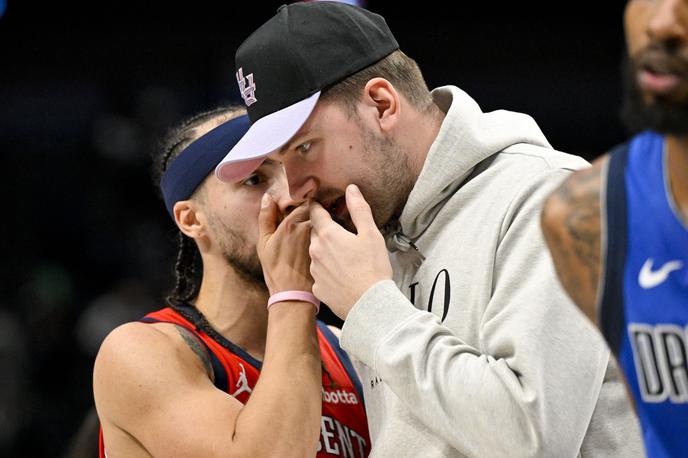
[339,168,611,457]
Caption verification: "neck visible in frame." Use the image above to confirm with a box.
[193,252,269,361]
[665,135,688,221]
[387,103,445,224]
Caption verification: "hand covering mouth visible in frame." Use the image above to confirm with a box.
[322,195,349,225]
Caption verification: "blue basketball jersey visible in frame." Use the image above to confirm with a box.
[600,131,688,457]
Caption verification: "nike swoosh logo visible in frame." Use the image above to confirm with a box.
[638,258,683,289]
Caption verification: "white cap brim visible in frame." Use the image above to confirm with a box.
[215,91,321,182]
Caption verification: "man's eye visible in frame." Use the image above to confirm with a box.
[242,174,263,186]
[296,141,311,155]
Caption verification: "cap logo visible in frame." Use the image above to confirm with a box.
[236,67,257,107]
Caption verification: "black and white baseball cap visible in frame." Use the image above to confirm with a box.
[215,1,399,182]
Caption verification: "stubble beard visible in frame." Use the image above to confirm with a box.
[210,217,266,289]
[343,122,416,232]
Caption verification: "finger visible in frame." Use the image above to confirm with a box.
[310,259,321,288]
[345,184,377,235]
[309,230,319,260]
[309,201,334,232]
[274,203,310,236]
[283,202,310,224]
[258,193,278,244]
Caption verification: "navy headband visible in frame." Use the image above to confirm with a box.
[160,114,251,218]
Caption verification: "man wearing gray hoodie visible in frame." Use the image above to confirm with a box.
[215,2,643,457]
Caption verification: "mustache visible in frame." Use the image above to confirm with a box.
[634,42,688,78]
[313,187,344,206]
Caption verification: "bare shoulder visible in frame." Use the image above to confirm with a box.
[94,321,170,377]
[93,321,211,422]
[542,157,607,239]
[541,156,608,322]
[545,158,606,218]
[94,323,173,401]
[94,321,178,367]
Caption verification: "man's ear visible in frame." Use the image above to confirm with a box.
[173,200,206,239]
[362,77,400,133]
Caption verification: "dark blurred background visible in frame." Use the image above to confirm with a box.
[1,1,626,455]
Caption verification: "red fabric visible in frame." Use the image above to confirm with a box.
[98,425,104,458]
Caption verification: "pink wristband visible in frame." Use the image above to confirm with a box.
[267,291,320,313]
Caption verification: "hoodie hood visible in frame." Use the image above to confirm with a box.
[385,85,552,257]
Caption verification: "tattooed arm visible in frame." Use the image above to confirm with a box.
[541,157,607,324]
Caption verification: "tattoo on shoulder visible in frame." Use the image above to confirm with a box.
[174,325,215,381]
[560,167,601,274]
[547,165,603,315]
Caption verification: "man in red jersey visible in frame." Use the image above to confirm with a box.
[93,106,370,457]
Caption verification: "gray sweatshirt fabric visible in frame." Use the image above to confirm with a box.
[339,86,643,457]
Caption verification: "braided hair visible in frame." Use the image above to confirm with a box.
[153,105,244,308]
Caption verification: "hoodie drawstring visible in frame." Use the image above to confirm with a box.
[386,230,426,268]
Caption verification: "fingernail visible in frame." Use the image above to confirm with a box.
[261,193,270,207]
[348,184,360,196]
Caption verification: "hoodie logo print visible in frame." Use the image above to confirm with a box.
[408,269,452,322]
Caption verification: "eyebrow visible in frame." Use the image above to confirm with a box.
[262,158,279,165]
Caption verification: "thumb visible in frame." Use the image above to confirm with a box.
[258,193,278,246]
[345,184,376,235]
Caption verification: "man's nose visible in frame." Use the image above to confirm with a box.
[275,191,304,215]
[271,164,314,215]
[288,177,317,204]
[647,0,688,45]
[281,160,318,203]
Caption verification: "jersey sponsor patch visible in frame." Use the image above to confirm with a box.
[322,388,359,405]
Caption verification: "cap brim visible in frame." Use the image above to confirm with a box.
[215,91,321,182]
[217,157,267,183]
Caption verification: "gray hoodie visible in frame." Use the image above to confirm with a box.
[339,86,642,457]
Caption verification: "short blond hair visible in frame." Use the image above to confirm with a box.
[321,50,434,115]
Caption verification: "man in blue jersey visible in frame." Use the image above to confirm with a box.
[542,1,688,456]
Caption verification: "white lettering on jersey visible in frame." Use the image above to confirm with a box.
[322,387,359,405]
[316,415,367,457]
[629,323,688,403]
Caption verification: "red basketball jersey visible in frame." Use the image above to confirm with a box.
[99,305,370,457]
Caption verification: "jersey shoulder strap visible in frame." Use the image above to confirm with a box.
[599,141,631,356]
[317,321,364,402]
